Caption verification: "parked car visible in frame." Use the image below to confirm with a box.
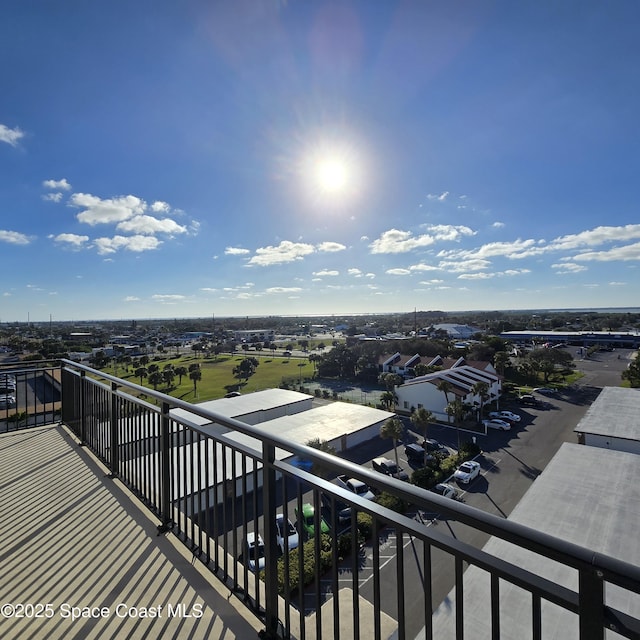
[224,391,241,398]
[518,394,538,405]
[453,460,481,484]
[321,494,352,528]
[275,514,299,553]
[422,438,449,455]
[489,410,521,423]
[532,387,557,396]
[335,475,375,501]
[243,532,265,572]
[296,503,330,538]
[404,444,435,466]
[372,457,409,481]
[430,483,458,499]
[483,418,511,431]
[0,394,16,409]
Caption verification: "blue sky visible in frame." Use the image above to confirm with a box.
[2,1,640,322]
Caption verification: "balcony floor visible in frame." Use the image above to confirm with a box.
[0,424,263,640]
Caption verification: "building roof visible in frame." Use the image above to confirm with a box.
[170,388,313,427]
[399,363,499,396]
[430,443,640,639]
[573,386,640,440]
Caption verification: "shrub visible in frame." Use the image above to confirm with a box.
[375,491,408,514]
[356,512,373,540]
[459,440,481,460]
[411,465,443,489]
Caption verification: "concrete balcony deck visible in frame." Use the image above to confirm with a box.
[0,423,263,640]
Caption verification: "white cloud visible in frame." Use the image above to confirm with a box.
[370,225,474,254]
[0,124,24,147]
[427,191,449,201]
[409,263,440,272]
[71,193,146,225]
[317,241,346,252]
[50,233,90,248]
[94,235,161,255]
[43,178,71,190]
[225,247,251,255]
[313,270,339,277]
[348,268,363,277]
[492,221,505,228]
[458,272,495,280]
[116,215,187,235]
[0,230,31,245]
[440,258,491,272]
[42,193,63,203]
[248,240,315,266]
[150,201,170,213]
[571,241,640,262]
[124,296,140,302]
[386,268,411,276]
[265,287,303,294]
[151,294,187,303]
[551,262,588,274]
[550,225,640,251]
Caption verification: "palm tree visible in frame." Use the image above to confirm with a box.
[410,407,435,442]
[494,351,510,377]
[471,381,490,423]
[189,368,202,395]
[410,407,435,466]
[135,367,148,385]
[175,366,188,385]
[446,398,465,451]
[437,379,453,422]
[380,417,404,473]
[148,371,163,390]
[380,390,397,411]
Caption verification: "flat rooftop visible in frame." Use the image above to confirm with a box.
[573,385,640,440]
[0,424,262,640]
[431,442,640,639]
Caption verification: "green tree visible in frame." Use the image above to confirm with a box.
[437,379,453,422]
[410,407,435,442]
[471,381,490,422]
[380,417,404,473]
[380,390,397,411]
[148,371,163,390]
[189,368,202,394]
[446,398,465,451]
[135,366,148,385]
[305,438,337,477]
[175,366,188,385]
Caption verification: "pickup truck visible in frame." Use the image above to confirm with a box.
[335,475,375,501]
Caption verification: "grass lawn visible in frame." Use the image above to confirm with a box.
[99,353,316,403]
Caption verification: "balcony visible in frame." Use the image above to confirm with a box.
[1,360,639,639]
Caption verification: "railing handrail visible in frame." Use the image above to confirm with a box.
[59,358,640,596]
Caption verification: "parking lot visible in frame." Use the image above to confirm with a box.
[227,348,635,634]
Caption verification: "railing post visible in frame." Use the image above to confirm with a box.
[79,371,86,444]
[158,401,172,533]
[578,567,605,640]
[262,441,280,639]
[109,382,119,476]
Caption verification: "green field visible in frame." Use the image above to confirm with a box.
[101,353,316,403]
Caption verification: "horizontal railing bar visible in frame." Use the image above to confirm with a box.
[61,359,640,597]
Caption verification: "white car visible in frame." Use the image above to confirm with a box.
[430,483,458,499]
[453,460,481,484]
[489,410,521,423]
[244,532,265,572]
[483,418,511,431]
[275,514,299,554]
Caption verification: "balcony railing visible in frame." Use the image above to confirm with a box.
[2,359,639,640]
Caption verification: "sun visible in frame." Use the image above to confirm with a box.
[315,157,349,194]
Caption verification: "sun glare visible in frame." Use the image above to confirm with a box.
[316,157,349,193]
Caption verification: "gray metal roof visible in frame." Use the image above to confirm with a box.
[573,386,640,440]
[170,388,313,426]
[430,442,640,639]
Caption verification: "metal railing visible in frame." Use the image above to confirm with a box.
[3,359,640,639]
